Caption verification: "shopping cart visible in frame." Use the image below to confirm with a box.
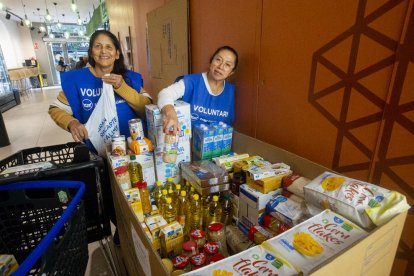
[0,180,88,275]
[0,142,111,243]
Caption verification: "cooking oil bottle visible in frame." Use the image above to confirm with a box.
[187,186,196,201]
[177,190,187,229]
[137,181,151,215]
[202,195,211,229]
[128,155,143,185]
[221,192,233,225]
[152,180,163,206]
[173,184,181,204]
[188,194,202,231]
[164,197,177,223]
[208,195,222,226]
[165,177,175,191]
[158,189,168,216]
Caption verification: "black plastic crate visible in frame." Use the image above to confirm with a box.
[0,180,88,275]
[0,143,111,243]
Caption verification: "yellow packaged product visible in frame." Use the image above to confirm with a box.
[264,209,368,275]
[145,214,168,251]
[123,188,144,222]
[141,222,153,243]
[0,254,19,275]
[159,221,184,258]
[183,242,298,276]
[304,171,411,228]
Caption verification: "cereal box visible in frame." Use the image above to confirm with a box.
[264,209,368,275]
[183,243,299,275]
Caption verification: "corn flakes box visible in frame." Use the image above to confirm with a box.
[264,209,368,275]
[304,171,410,228]
[183,243,299,276]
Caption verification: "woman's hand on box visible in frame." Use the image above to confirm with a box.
[161,105,180,134]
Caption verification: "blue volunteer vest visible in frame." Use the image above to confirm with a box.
[61,68,143,136]
[182,73,235,125]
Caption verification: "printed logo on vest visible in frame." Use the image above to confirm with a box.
[191,113,199,121]
[82,99,93,111]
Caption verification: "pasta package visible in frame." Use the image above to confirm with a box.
[183,243,299,276]
[304,171,410,228]
[264,209,368,275]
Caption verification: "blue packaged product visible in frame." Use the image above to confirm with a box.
[220,122,233,155]
[211,123,224,158]
[192,124,214,160]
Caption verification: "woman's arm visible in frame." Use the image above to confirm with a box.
[48,91,88,141]
[157,80,185,134]
[114,81,153,115]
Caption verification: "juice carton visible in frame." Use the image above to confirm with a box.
[192,124,215,160]
[124,188,144,222]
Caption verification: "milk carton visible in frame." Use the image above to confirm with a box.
[192,124,214,160]
[211,123,224,158]
[220,122,233,155]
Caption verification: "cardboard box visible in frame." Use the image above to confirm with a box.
[145,101,192,147]
[154,140,191,184]
[109,131,408,276]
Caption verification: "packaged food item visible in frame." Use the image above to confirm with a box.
[114,166,130,190]
[160,221,184,258]
[161,258,174,273]
[184,243,299,276]
[213,153,250,172]
[177,190,187,229]
[190,229,206,249]
[163,131,179,163]
[129,118,145,141]
[190,253,207,270]
[304,171,411,228]
[0,254,19,276]
[248,225,276,244]
[182,240,197,257]
[152,180,163,206]
[221,192,233,225]
[207,195,222,226]
[203,241,219,262]
[145,214,168,251]
[181,161,229,187]
[111,135,126,156]
[246,162,291,181]
[225,225,255,255]
[124,188,144,222]
[207,223,228,256]
[262,214,291,234]
[264,209,368,275]
[136,180,152,215]
[282,189,304,203]
[209,253,225,263]
[266,195,305,227]
[128,137,153,154]
[282,174,310,198]
[172,255,191,272]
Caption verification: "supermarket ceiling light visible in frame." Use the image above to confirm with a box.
[39,25,46,32]
[64,32,70,39]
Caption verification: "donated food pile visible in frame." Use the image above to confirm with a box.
[108,101,410,276]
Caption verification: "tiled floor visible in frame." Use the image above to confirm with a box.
[0,87,121,276]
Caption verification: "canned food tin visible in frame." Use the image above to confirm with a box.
[129,118,145,141]
[111,135,126,156]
